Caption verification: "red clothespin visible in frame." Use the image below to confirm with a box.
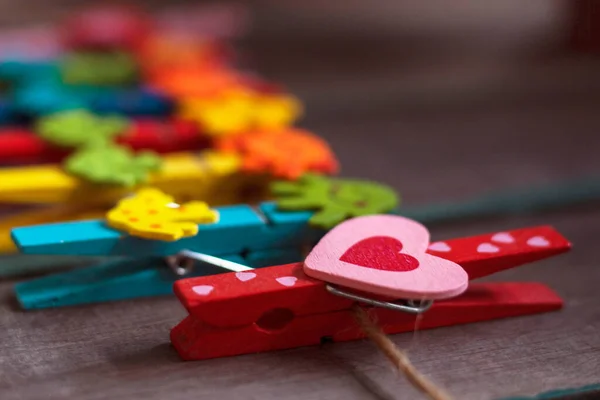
[171,215,570,361]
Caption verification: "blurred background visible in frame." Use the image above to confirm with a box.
[0,0,599,116]
[1,0,600,216]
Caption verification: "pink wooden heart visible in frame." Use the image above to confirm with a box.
[303,215,469,300]
[339,236,419,272]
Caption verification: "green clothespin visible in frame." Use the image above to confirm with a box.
[271,173,399,229]
[61,51,139,86]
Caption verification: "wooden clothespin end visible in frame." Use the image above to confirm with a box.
[304,214,469,300]
[106,188,219,241]
[200,150,241,176]
[271,174,399,230]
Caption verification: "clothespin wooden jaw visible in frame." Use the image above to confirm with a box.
[0,151,254,206]
[170,215,571,361]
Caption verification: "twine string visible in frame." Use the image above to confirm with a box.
[351,304,454,400]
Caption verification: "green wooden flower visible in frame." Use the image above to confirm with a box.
[61,51,139,86]
[65,143,162,187]
[271,173,399,229]
[36,109,129,148]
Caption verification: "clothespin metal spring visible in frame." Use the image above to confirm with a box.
[166,250,254,276]
[326,284,434,314]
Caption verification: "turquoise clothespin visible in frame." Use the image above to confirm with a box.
[11,82,86,116]
[10,202,327,309]
[0,59,60,84]
[12,203,322,257]
[0,255,107,279]
[9,71,172,118]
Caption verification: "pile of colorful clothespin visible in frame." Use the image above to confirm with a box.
[1,6,575,384]
[0,5,338,255]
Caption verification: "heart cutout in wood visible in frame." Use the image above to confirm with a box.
[303,215,469,300]
[339,236,419,272]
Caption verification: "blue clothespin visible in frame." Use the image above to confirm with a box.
[88,87,173,116]
[8,67,172,118]
[0,97,16,124]
[0,59,60,84]
[10,202,325,310]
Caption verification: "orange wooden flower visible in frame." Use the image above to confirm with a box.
[216,128,338,180]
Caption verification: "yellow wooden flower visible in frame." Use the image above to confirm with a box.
[106,188,219,241]
[178,91,302,137]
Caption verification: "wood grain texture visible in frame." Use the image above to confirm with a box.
[2,4,600,399]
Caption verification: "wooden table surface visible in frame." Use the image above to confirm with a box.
[1,8,600,400]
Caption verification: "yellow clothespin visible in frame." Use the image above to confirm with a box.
[0,151,242,206]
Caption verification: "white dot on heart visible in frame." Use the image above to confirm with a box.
[235,272,257,282]
[477,243,500,253]
[276,276,297,287]
[527,236,550,247]
[192,285,214,296]
[491,232,515,244]
[428,242,451,252]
